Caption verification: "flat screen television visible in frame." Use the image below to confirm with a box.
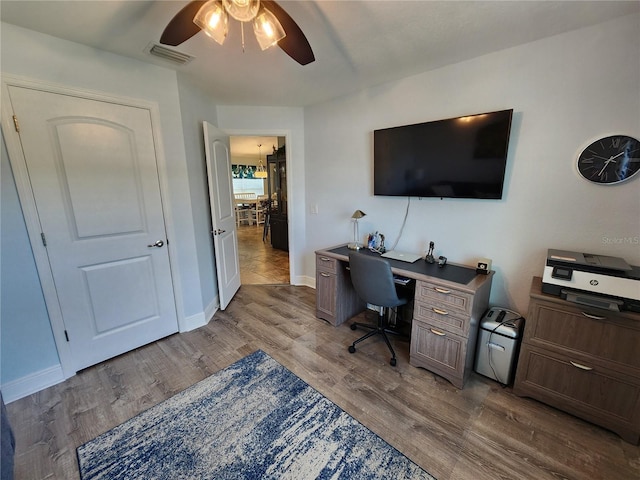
[373,109,513,199]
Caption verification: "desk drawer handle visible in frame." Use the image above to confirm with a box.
[434,287,451,294]
[430,328,446,336]
[319,256,332,262]
[570,361,593,371]
[581,312,606,321]
[320,272,331,277]
[432,308,448,316]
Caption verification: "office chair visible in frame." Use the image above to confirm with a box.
[347,252,408,366]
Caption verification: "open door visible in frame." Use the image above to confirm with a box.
[203,121,241,309]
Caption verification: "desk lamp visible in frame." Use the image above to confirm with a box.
[348,210,366,250]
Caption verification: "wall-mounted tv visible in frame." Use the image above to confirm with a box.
[374,109,513,199]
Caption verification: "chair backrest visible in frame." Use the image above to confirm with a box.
[234,192,257,200]
[349,252,405,308]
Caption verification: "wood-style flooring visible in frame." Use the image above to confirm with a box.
[237,223,289,285]
[6,288,640,479]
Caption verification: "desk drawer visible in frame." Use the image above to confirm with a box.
[416,281,472,315]
[414,300,469,336]
[316,254,338,274]
[410,319,466,387]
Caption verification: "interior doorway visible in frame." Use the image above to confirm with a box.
[229,135,290,285]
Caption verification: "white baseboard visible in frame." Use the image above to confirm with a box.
[204,296,219,323]
[180,311,206,332]
[1,364,65,404]
[180,295,219,332]
[294,274,315,289]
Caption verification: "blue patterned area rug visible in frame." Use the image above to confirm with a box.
[77,350,435,479]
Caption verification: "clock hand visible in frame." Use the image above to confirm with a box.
[597,159,613,177]
[596,151,627,176]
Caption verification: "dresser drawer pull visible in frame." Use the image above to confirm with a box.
[432,308,449,315]
[430,328,446,336]
[319,256,332,262]
[569,361,593,371]
[434,287,451,294]
[320,272,331,277]
[581,312,606,321]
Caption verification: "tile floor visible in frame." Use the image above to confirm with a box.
[237,223,289,285]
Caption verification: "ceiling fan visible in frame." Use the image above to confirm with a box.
[160,0,315,65]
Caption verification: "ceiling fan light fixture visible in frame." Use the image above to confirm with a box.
[223,0,260,22]
[253,7,286,50]
[193,0,228,45]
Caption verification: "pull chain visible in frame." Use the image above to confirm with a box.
[241,22,245,52]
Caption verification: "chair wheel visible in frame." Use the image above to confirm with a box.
[348,345,356,354]
[390,358,397,366]
[350,324,357,330]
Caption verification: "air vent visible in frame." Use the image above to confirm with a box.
[145,43,194,65]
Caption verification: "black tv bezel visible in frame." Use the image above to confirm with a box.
[373,109,513,200]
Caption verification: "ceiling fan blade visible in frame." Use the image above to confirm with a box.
[160,0,206,46]
[262,0,315,65]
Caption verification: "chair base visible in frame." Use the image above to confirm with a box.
[347,310,401,366]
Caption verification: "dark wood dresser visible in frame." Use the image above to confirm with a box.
[514,277,640,444]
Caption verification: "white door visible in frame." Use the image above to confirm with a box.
[7,86,178,372]
[203,121,241,309]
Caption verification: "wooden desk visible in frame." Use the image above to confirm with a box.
[315,244,493,388]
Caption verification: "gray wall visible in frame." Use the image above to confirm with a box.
[1,133,60,381]
[303,13,640,315]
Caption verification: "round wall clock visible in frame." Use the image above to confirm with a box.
[577,135,640,184]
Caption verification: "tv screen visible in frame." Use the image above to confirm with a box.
[374,109,513,199]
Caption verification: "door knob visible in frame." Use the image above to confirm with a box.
[147,240,164,248]
[213,229,226,235]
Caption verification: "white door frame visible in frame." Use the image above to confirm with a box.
[224,129,294,283]
[1,74,186,379]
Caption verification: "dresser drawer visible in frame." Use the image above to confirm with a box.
[316,254,338,274]
[410,319,466,387]
[526,299,640,371]
[415,281,472,315]
[515,344,640,432]
[413,300,469,336]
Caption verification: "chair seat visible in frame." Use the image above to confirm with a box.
[347,251,410,366]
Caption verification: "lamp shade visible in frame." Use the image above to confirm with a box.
[253,7,286,50]
[193,0,229,45]
[351,209,366,219]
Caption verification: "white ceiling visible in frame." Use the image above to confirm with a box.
[1,1,638,107]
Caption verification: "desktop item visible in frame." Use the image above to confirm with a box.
[438,256,447,267]
[425,241,435,264]
[476,258,492,275]
[381,250,423,263]
[347,252,409,366]
[347,209,366,250]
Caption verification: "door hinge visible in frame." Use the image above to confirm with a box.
[41,232,47,246]
[12,115,20,133]
[64,330,69,342]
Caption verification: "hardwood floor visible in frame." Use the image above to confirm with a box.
[6,285,639,479]
[237,223,289,285]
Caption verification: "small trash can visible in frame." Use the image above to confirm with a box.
[474,307,524,385]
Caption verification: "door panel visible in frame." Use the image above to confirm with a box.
[56,120,146,237]
[7,85,178,371]
[203,121,240,309]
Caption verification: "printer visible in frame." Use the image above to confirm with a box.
[542,249,640,312]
